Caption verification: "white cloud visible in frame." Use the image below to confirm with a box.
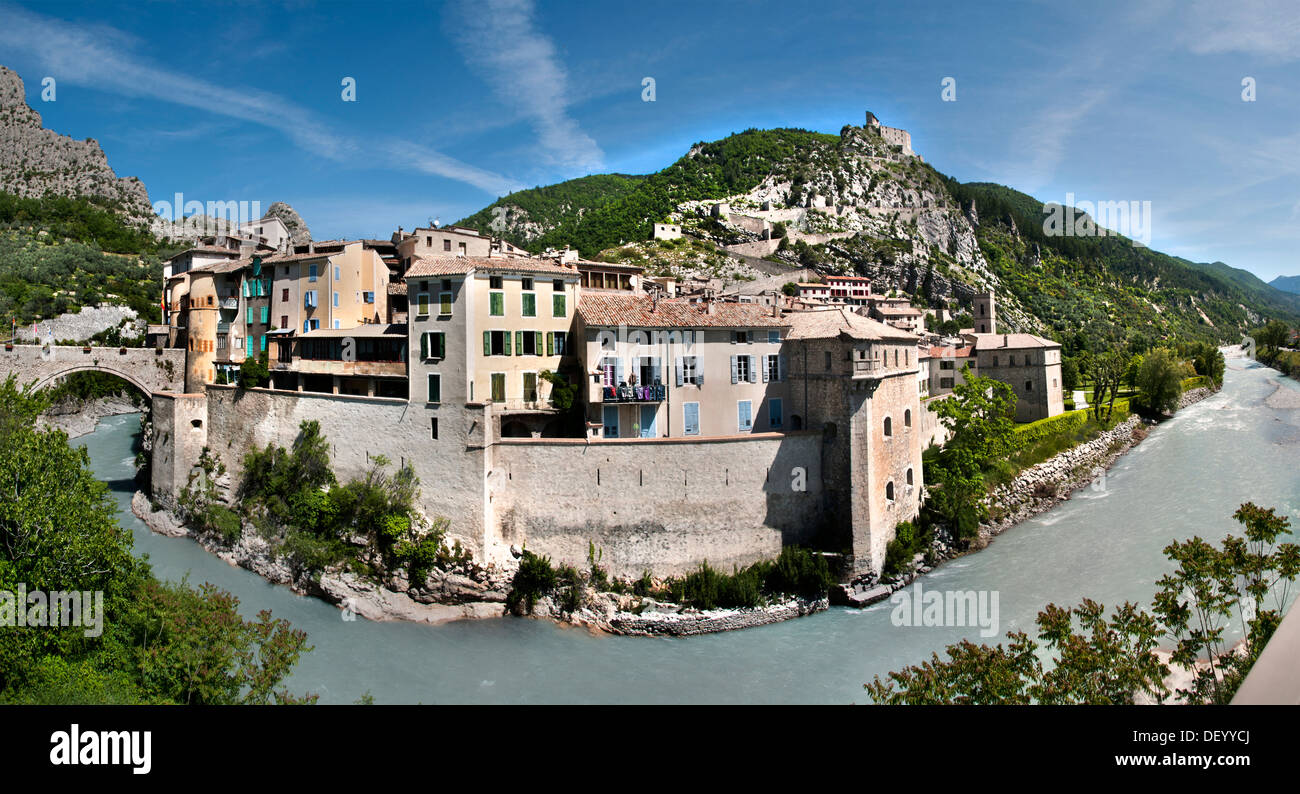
[1178,0,1300,60]
[0,2,518,194]
[447,0,604,173]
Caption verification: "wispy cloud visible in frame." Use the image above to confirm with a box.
[0,2,519,195]
[1177,0,1300,61]
[446,0,604,173]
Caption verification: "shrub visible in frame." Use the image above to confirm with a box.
[506,551,558,615]
[765,546,834,597]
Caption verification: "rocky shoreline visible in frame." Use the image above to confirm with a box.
[129,491,823,636]
[41,394,142,439]
[839,386,1220,607]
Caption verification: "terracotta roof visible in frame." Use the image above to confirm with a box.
[874,305,924,316]
[825,275,872,283]
[403,255,577,279]
[970,333,1061,350]
[578,294,788,328]
[785,307,917,341]
[929,345,974,358]
[386,282,407,296]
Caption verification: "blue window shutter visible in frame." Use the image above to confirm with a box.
[730,355,738,384]
[303,321,309,334]
[738,400,751,431]
[748,355,758,383]
[770,398,782,428]
[684,402,699,435]
[769,330,779,344]
[762,354,770,383]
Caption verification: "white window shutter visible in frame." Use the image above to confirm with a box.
[761,354,770,383]
[730,355,738,384]
[748,355,758,383]
[616,358,624,384]
[675,357,683,387]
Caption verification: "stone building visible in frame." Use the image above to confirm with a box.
[967,333,1064,422]
[785,307,924,573]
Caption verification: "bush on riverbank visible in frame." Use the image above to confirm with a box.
[506,546,834,615]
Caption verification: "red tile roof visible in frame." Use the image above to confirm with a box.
[403,255,578,278]
[578,294,788,328]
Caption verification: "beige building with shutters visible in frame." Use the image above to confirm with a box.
[575,294,791,438]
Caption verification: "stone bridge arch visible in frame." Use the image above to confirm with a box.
[0,345,187,395]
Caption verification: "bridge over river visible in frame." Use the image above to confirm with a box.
[0,343,186,394]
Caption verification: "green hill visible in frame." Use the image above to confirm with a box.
[1270,274,1300,295]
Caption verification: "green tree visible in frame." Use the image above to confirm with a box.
[1088,349,1125,422]
[1136,348,1183,415]
[927,367,1020,540]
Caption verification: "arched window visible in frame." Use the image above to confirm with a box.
[885,481,895,501]
[883,416,893,437]
[904,409,912,427]
[906,468,914,486]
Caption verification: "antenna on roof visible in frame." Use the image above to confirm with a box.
[430,217,440,229]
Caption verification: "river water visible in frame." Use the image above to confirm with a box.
[77,352,1299,704]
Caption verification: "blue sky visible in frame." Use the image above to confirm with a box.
[3,0,1298,280]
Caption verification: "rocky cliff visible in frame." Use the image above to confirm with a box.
[0,66,155,222]
[265,200,312,245]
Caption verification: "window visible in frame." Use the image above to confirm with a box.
[309,319,320,331]
[334,266,341,280]
[603,405,619,438]
[260,306,268,324]
[884,416,893,437]
[442,279,452,291]
[600,357,619,388]
[906,468,914,486]
[904,409,912,427]
[733,355,751,383]
[309,264,318,282]
[886,482,895,502]
[281,288,289,302]
[332,292,339,308]
[549,331,567,356]
[485,330,510,356]
[940,360,955,370]
[678,356,700,386]
[363,291,375,304]
[768,330,780,344]
[457,242,466,256]
[683,402,700,436]
[416,293,430,317]
[523,372,538,402]
[247,307,254,324]
[553,279,564,291]
[940,377,954,389]
[824,350,832,370]
[490,291,504,316]
[522,292,536,317]
[520,331,542,356]
[766,354,781,382]
[489,276,503,289]
[733,330,752,344]
[553,293,566,317]
[426,373,441,404]
[769,398,783,429]
[421,331,446,360]
[738,400,753,431]
[992,356,999,367]
[1009,355,1017,366]
[430,418,438,439]
[521,277,533,291]
[443,239,451,251]
[1025,380,1033,391]
[490,373,505,402]
[439,292,452,316]
[280,315,288,329]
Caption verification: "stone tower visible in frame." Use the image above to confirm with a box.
[974,292,996,334]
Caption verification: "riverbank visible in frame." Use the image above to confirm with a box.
[40,394,141,438]
[838,385,1221,607]
[130,489,826,636]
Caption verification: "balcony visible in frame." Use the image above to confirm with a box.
[852,359,882,377]
[601,383,666,403]
[220,297,238,310]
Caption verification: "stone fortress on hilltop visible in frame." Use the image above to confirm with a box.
[864,110,913,156]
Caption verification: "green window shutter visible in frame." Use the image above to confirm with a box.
[490,292,503,316]
[483,331,491,356]
[546,332,553,356]
[260,306,268,323]
[440,292,452,315]
[504,331,512,356]
[246,307,253,324]
[514,331,522,355]
[523,293,535,317]
[553,293,566,317]
[437,333,445,359]
[427,374,440,403]
[420,332,429,360]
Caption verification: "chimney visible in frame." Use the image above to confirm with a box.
[705,299,716,316]
[652,291,659,312]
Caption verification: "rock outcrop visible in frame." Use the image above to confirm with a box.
[0,66,154,221]
[264,201,312,245]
